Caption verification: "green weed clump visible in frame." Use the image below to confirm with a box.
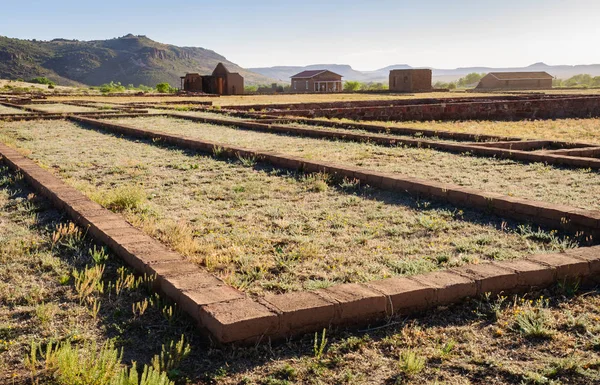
[95,185,146,212]
[114,363,173,385]
[24,340,174,385]
[303,173,330,192]
[397,350,426,378]
[514,297,554,339]
[150,335,191,375]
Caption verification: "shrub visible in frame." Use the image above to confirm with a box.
[343,81,361,92]
[99,81,126,94]
[29,77,55,86]
[156,83,175,93]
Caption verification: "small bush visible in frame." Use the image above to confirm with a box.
[29,77,55,86]
[156,83,175,93]
[343,81,362,92]
[99,81,126,94]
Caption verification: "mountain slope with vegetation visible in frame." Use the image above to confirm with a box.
[0,34,275,87]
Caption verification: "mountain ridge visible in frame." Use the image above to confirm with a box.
[251,62,600,84]
[0,34,276,87]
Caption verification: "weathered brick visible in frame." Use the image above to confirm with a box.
[412,271,477,305]
[453,263,518,295]
[365,277,436,314]
[264,291,336,335]
[200,298,279,344]
[493,259,555,288]
[527,253,590,280]
[564,246,600,276]
[317,283,388,323]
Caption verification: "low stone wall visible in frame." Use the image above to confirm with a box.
[160,113,600,169]
[267,96,600,122]
[225,94,593,112]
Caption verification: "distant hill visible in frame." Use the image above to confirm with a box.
[251,62,600,84]
[0,34,276,87]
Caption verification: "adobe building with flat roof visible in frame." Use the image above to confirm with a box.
[389,69,432,92]
[476,72,553,90]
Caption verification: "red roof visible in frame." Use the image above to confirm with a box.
[290,70,342,79]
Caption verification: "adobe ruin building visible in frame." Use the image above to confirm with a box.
[290,70,343,93]
[476,72,553,90]
[180,63,244,95]
[389,69,432,92]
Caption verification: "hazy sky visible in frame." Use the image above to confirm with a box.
[2,0,599,70]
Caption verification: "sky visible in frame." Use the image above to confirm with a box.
[2,0,600,70]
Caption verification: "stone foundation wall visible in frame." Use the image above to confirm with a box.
[269,96,600,122]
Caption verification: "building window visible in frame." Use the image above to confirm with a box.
[306,81,308,90]
[404,76,408,83]
[393,77,397,87]
[293,81,296,90]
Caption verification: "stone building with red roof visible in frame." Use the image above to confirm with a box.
[290,70,343,93]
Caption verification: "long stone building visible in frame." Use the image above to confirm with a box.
[476,72,553,90]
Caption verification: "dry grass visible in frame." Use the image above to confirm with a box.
[208,288,600,385]
[0,105,29,114]
[103,116,600,211]
[322,117,600,144]
[1,109,599,384]
[2,164,598,384]
[0,79,76,92]
[22,103,100,113]
[0,165,193,384]
[0,119,576,295]
[43,89,599,107]
[46,91,503,107]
